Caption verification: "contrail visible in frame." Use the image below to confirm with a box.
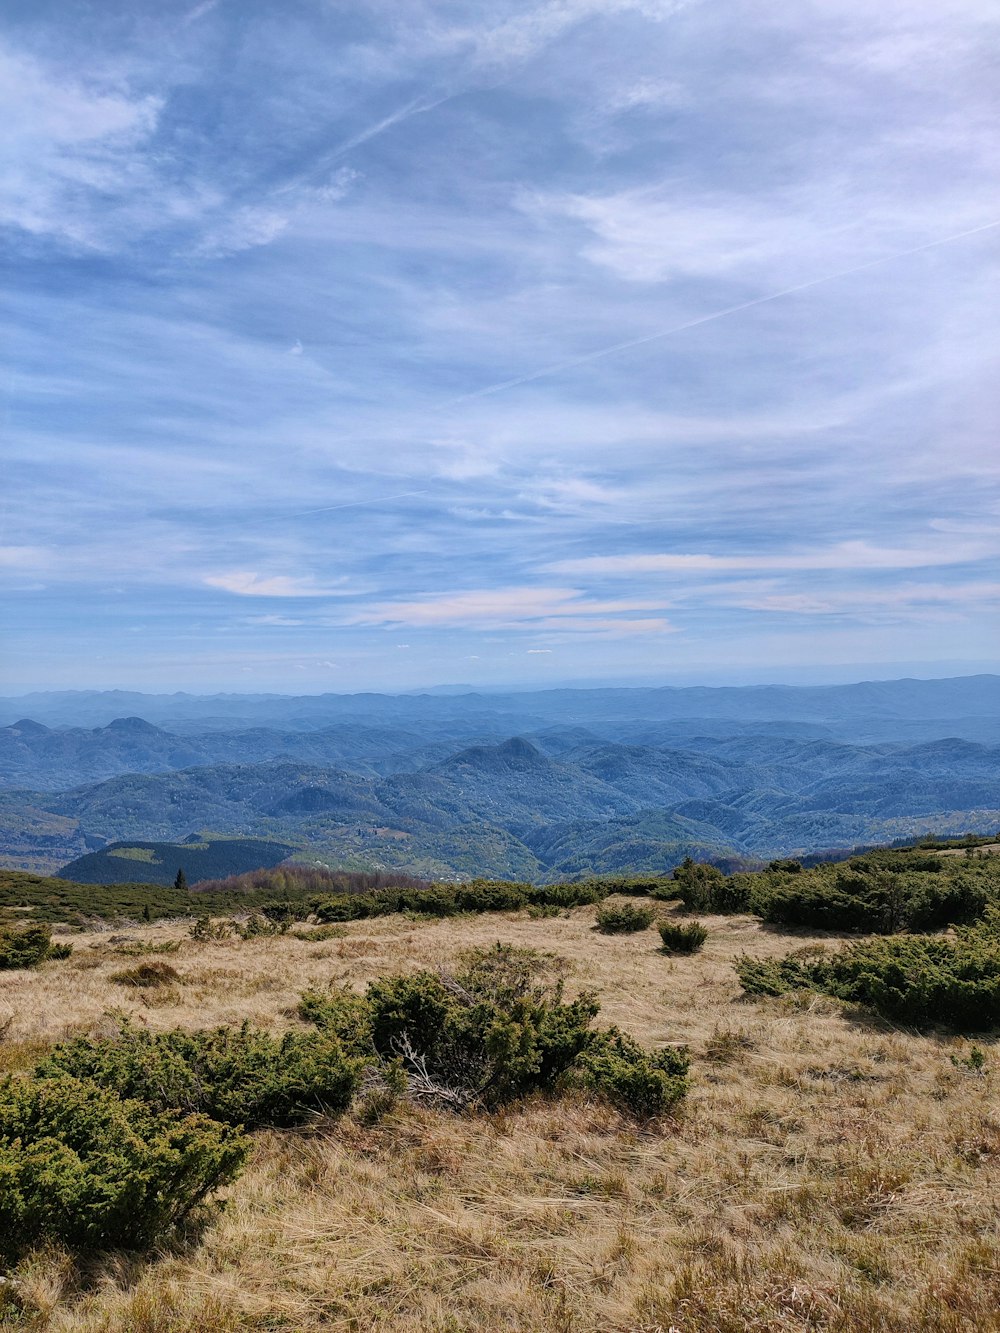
[262,489,430,524]
[286,92,457,195]
[444,217,1000,406]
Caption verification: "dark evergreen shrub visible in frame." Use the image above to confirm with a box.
[736,913,1000,1030]
[0,924,69,970]
[583,874,673,898]
[595,902,655,933]
[658,921,708,953]
[307,873,696,925]
[311,882,533,922]
[756,869,894,932]
[363,954,600,1108]
[402,886,460,916]
[299,987,377,1058]
[574,1027,689,1118]
[906,872,991,930]
[235,913,289,939]
[311,892,383,922]
[733,955,819,998]
[665,859,753,913]
[757,864,991,934]
[301,943,691,1115]
[0,1073,247,1260]
[529,882,604,908]
[453,881,529,912]
[670,858,725,909]
[303,944,598,1110]
[649,881,681,902]
[37,1020,361,1129]
[311,878,625,923]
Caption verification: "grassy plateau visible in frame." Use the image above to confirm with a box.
[1,860,998,1332]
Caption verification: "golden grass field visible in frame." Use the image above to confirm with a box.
[2,902,998,1332]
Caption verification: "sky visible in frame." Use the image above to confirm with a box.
[2,0,998,695]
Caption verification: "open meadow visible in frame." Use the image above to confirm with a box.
[2,898,998,1333]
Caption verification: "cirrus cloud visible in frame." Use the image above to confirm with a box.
[203,571,350,598]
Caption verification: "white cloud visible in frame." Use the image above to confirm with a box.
[191,206,290,259]
[726,580,1000,617]
[417,0,694,76]
[352,585,671,630]
[245,614,307,626]
[4,0,999,688]
[0,39,357,255]
[531,189,806,284]
[552,539,998,577]
[0,545,51,570]
[0,43,161,247]
[204,571,348,597]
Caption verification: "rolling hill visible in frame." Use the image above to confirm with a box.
[0,729,992,881]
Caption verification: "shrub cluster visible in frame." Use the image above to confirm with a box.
[38,1020,361,1130]
[0,924,71,970]
[757,862,991,934]
[4,1018,363,1263]
[310,877,625,923]
[0,1074,247,1263]
[573,1027,689,1118]
[658,921,708,953]
[582,874,675,898]
[653,850,1000,935]
[595,902,655,933]
[736,911,1000,1031]
[229,913,291,939]
[304,944,598,1110]
[664,859,754,913]
[302,942,689,1117]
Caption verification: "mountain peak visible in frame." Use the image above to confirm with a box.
[104,716,166,735]
[496,736,544,761]
[444,736,549,773]
[8,718,49,735]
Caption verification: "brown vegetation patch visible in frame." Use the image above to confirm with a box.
[4,905,999,1330]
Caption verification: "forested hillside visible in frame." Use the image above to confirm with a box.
[0,679,997,880]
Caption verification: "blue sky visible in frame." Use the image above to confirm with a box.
[2,0,998,694]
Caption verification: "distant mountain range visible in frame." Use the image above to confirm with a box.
[2,675,999,742]
[0,677,996,881]
[0,737,996,881]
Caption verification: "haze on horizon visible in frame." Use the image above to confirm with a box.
[2,0,998,696]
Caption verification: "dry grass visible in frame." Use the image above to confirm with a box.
[3,903,999,1331]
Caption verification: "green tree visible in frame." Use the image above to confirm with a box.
[174,868,188,892]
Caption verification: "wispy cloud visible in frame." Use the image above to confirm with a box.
[2,0,998,691]
[552,540,998,577]
[0,43,161,248]
[352,586,671,632]
[203,572,350,598]
[724,581,1000,618]
[0,545,51,569]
